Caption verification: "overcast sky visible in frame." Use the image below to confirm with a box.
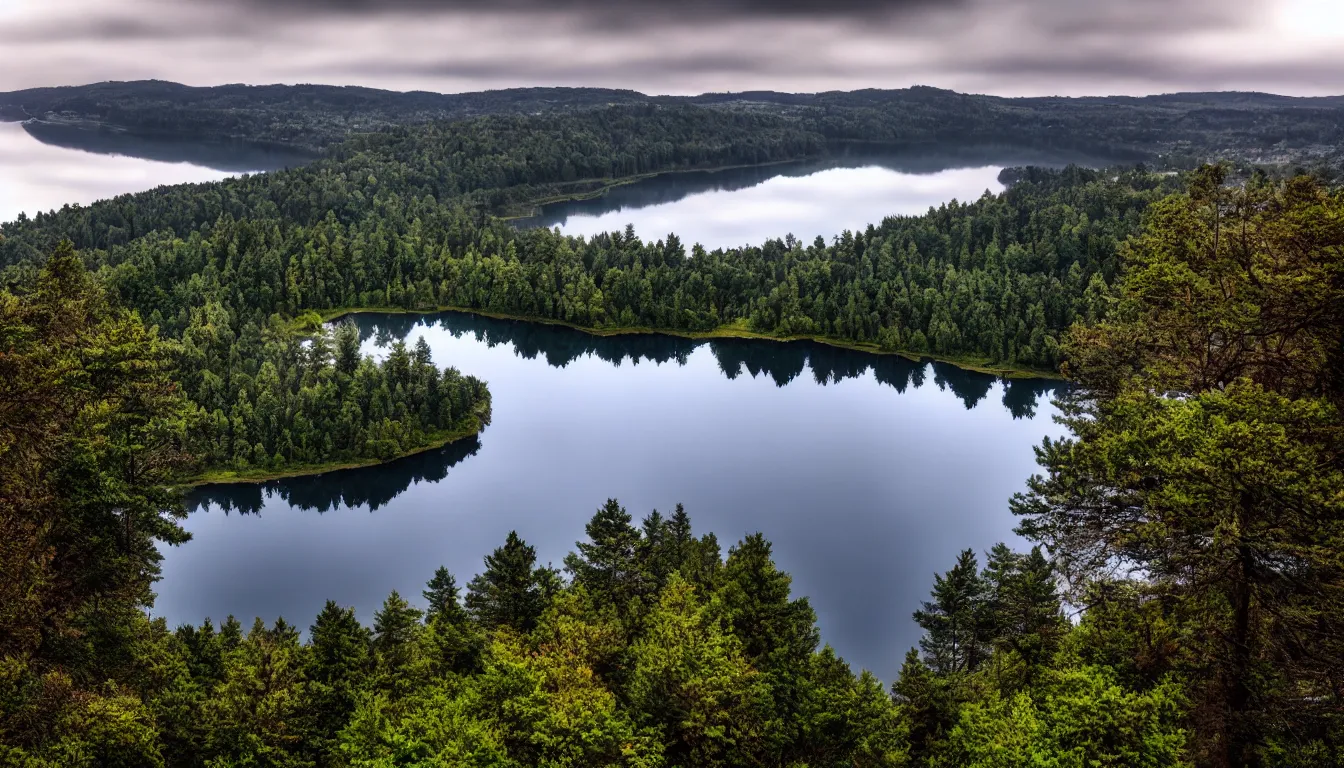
[2,0,1343,97]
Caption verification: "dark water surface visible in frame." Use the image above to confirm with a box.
[171,311,1064,681]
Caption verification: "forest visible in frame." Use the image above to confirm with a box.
[0,85,1342,767]
[4,80,1344,171]
[1,166,1340,767]
[2,106,1187,380]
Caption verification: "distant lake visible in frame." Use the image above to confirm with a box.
[171,311,1066,682]
[0,120,312,222]
[513,144,1126,250]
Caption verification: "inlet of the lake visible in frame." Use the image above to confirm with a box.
[1,124,1077,681]
[513,163,1006,250]
[0,120,310,222]
[174,312,1065,682]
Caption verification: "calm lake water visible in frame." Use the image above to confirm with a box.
[172,312,1065,681]
[3,127,1084,679]
[0,120,311,222]
[513,144,1128,250]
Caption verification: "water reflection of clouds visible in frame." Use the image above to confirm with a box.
[0,121,237,223]
[545,165,1006,249]
[174,309,1067,682]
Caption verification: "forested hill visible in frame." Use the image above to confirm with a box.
[0,80,649,149]
[0,104,1179,374]
[4,79,1343,167]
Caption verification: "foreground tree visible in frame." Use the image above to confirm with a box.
[465,531,557,633]
[1014,169,1344,767]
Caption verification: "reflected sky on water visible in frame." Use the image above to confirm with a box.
[170,311,1065,682]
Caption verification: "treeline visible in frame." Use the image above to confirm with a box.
[2,243,490,481]
[361,310,1058,415]
[0,80,650,150]
[0,105,829,255]
[2,170,1342,767]
[2,487,1194,768]
[6,80,1344,171]
[182,313,490,474]
[1,106,1183,371]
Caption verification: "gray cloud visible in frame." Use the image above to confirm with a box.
[1,0,1338,97]
[225,0,959,19]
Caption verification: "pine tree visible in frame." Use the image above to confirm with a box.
[627,573,769,767]
[303,601,370,766]
[564,499,642,610]
[334,320,361,376]
[1015,170,1344,765]
[423,566,467,626]
[372,590,424,697]
[423,565,482,675]
[637,509,672,597]
[717,533,820,761]
[892,647,957,766]
[914,549,989,675]
[465,531,553,633]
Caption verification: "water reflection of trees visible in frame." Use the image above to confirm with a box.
[354,311,1060,419]
[512,141,1141,233]
[188,434,481,515]
[22,121,314,173]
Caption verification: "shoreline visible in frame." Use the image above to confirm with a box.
[499,157,821,219]
[320,305,1061,380]
[180,415,485,488]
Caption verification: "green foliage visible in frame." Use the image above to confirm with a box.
[563,498,644,615]
[913,549,990,676]
[5,86,1342,768]
[182,318,491,473]
[3,106,1180,375]
[947,667,1189,768]
[303,602,371,766]
[1014,170,1344,766]
[627,573,770,767]
[465,531,557,634]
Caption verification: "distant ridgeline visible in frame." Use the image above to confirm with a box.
[3,80,1344,168]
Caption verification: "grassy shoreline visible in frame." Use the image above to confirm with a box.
[320,305,1061,380]
[180,415,485,488]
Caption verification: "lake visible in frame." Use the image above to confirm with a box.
[173,311,1065,681]
[0,120,312,222]
[513,143,1127,250]
[2,128,1079,680]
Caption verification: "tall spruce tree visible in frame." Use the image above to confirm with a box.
[564,499,642,611]
[372,591,424,698]
[717,533,820,762]
[1015,169,1344,767]
[465,531,554,633]
[423,566,467,626]
[892,647,957,765]
[303,601,370,766]
[981,544,1064,673]
[913,549,990,675]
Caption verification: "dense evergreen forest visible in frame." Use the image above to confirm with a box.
[1,84,1342,766]
[2,105,1186,379]
[2,168,1341,764]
